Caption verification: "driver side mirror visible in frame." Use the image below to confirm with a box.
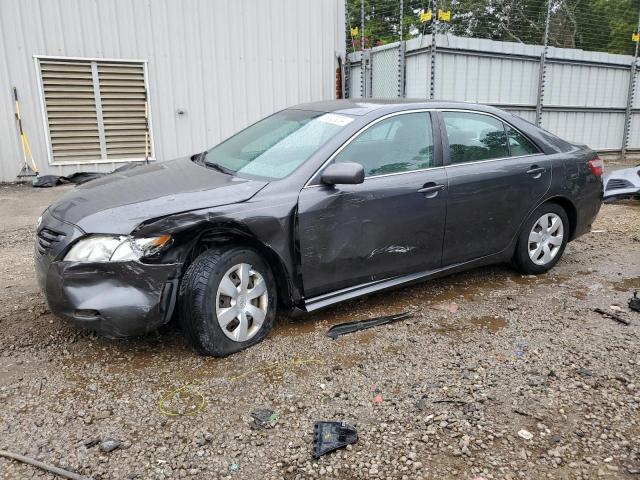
[320,162,365,186]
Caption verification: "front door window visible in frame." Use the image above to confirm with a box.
[334,112,434,176]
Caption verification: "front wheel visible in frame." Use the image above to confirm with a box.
[513,203,569,275]
[179,247,276,357]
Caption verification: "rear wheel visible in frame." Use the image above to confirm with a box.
[179,247,276,357]
[513,203,569,275]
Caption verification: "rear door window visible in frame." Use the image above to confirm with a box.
[442,112,509,164]
[506,126,540,156]
[334,112,434,177]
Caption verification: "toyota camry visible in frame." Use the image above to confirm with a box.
[35,100,603,356]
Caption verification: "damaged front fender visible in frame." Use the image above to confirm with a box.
[130,187,305,308]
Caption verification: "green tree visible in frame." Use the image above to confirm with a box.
[346,0,640,55]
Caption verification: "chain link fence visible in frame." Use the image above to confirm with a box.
[344,0,640,162]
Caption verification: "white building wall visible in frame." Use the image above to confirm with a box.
[0,0,345,182]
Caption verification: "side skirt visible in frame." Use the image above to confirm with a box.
[303,248,513,313]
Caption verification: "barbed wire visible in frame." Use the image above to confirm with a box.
[346,0,640,55]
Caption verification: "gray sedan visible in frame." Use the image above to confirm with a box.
[35,100,603,356]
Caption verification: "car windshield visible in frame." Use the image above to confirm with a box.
[203,109,353,180]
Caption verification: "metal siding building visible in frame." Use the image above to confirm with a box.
[0,0,345,182]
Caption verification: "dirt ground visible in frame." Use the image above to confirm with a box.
[0,183,639,480]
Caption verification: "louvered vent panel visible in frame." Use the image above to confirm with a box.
[41,60,102,162]
[97,62,148,159]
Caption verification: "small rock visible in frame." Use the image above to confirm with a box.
[517,429,533,440]
[99,439,120,453]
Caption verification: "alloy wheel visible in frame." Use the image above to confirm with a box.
[215,263,268,342]
[528,213,564,266]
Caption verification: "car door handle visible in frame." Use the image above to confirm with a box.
[417,183,445,198]
[526,166,546,178]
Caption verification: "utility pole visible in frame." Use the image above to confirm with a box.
[360,0,365,98]
[535,0,552,127]
[398,0,405,97]
[360,0,365,52]
[399,0,403,42]
[429,0,438,99]
[622,11,640,160]
[343,0,350,99]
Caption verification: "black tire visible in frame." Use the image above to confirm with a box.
[513,202,569,275]
[179,247,276,357]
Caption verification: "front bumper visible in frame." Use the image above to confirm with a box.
[35,210,180,338]
[603,187,640,202]
[603,166,640,202]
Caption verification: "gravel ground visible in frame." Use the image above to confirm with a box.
[0,183,639,480]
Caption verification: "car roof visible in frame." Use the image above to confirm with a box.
[289,99,508,117]
[289,99,574,156]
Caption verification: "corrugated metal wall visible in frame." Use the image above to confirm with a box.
[0,0,345,182]
[349,34,639,153]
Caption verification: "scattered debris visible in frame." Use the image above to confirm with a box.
[515,341,528,357]
[83,438,100,448]
[517,429,534,440]
[591,229,607,233]
[527,376,547,387]
[629,291,640,313]
[372,391,383,404]
[32,163,142,188]
[33,172,107,188]
[228,357,319,383]
[312,421,358,458]
[449,302,458,314]
[250,408,279,429]
[513,408,530,417]
[0,449,92,480]
[99,439,120,453]
[594,308,630,326]
[326,312,413,339]
[576,367,594,377]
[229,463,239,472]
[433,399,468,405]
[158,381,205,416]
[610,305,624,312]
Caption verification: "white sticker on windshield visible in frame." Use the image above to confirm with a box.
[317,113,354,127]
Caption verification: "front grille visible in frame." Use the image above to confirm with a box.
[36,227,66,255]
[606,178,634,191]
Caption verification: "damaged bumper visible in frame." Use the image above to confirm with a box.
[35,210,180,338]
[603,165,640,202]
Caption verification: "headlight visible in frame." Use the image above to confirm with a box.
[64,235,172,262]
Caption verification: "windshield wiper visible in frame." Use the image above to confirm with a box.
[191,150,207,164]
[204,160,235,175]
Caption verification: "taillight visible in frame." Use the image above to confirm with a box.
[587,156,603,176]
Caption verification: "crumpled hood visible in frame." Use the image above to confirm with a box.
[48,156,268,234]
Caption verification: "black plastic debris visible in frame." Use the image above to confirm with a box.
[32,175,61,188]
[629,291,640,313]
[594,308,630,326]
[312,421,358,458]
[32,162,142,188]
[326,311,413,339]
[250,408,278,429]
